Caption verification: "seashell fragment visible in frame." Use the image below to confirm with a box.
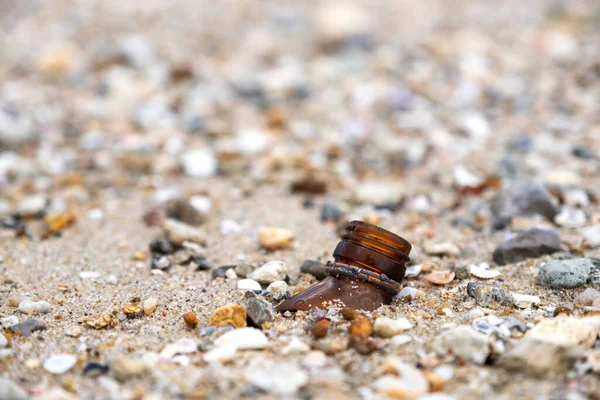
[469,264,501,279]
[423,270,455,285]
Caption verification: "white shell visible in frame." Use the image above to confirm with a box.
[405,264,422,278]
[469,264,501,279]
[512,293,541,308]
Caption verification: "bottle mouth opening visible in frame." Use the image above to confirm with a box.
[343,220,411,263]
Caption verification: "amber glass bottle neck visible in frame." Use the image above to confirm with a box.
[332,221,410,283]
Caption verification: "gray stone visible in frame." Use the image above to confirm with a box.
[243,291,274,328]
[0,376,29,400]
[432,325,490,364]
[497,339,583,377]
[300,259,327,280]
[320,202,344,222]
[7,318,47,337]
[493,228,561,265]
[538,258,596,289]
[490,181,558,229]
[467,282,509,309]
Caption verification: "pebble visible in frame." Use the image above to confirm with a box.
[123,304,142,317]
[209,304,247,328]
[244,360,308,396]
[573,288,600,306]
[320,201,344,222]
[467,282,509,309]
[65,326,82,337]
[161,218,207,246]
[497,339,583,377]
[220,219,242,235]
[538,258,595,289]
[312,319,330,338]
[81,313,113,329]
[300,259,327,279]
[282,337,310,355]
[314,1,372,50]
[492,228,561,265]
[151,256,171,271]
[0,377,28,400]
[18,300,52,314]
[225,268,237,279]
[211,265,236,279]
[422,241,460,257]
[45,211,77,234]
[8,294,32,307]
[243,291,274,328]
[266,280,288,300]
[391,334,412,346]
[375,358,429,399]
[215,327,269,349]
[349,314,373,338]
[183,311,199,328]
[248,260,287,284]
[160,338,198,358]
[0,334,7,348]
[43,354,77,374]
[8,318,47,336]
[374,317,413,338]
[237,279,262,291]
[143,297,158,315]
[111,357,146,381]
[165,197,208,226]
[79,271,101,279]
[83,362,110,377]
[17,195,47,217]
[554,206,587,228]
[512,293,541,309]
[354,181,404,207]
[149,239,175,255]
[0,319,16,331]
[432,325,490,364]
[526,317,596,349]
[258,227,294,250]
[396,287,419,300]
[581,225,600,248]
[490,181,558,229]
[180,147,218,177]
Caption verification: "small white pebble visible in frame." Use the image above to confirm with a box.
[267,280,288,300]
[1,316,19,328]
[396,287,418,300]
[225,268,238,280]
[220,219,242,235]
[143,297,158,315]
[238,279,262,291]
[391,334,412,345]
[65,326,82,338]
[282,337,310,355]
[18,300,52,314]
[43,354,77,374]
[79,271,101,279]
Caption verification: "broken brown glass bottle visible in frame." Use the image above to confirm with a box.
[276,220,412,312]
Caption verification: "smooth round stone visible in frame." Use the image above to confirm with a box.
[8,295,32,307]
[43,354,77,374]
[238,279,262,291]
[18,300,52,314]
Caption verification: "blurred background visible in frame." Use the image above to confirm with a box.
[0,0,599,211]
